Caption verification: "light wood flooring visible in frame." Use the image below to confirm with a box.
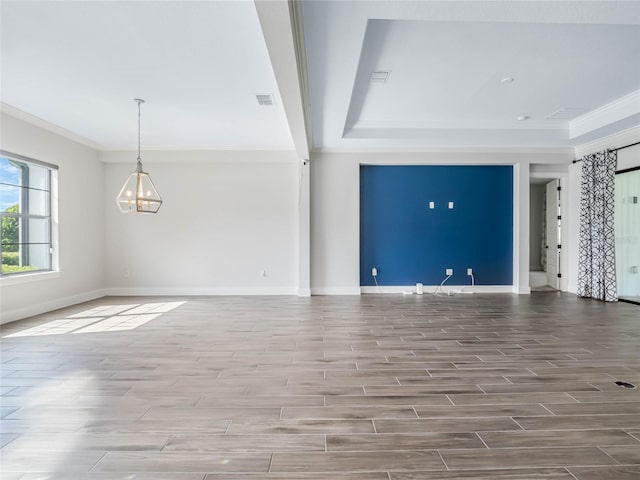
[1,292,640,479]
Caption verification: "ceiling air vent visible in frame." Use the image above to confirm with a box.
[256,94,274,106]
[545,107,588,120]
[370,70,391,84]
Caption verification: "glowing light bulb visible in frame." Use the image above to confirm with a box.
[126,190,132,197]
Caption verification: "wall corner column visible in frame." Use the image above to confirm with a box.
[513,162,531,294]
[298,160,311,296]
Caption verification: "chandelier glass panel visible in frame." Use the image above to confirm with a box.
[116,99,162,214]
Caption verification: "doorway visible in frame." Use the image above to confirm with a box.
[530,178,562,291]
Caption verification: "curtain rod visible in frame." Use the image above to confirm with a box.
[572,141,640,163]
[611,141,640,152]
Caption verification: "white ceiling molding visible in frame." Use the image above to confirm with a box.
[254,0,310,161]
[1,103,102,150]
[289,0,314,154]
[350,119,566,131]
[340,127,573,149]
[311,150,573,166]
[570,89,640,139]
[98,150,298,164]
[313,146,574,155]
[101,144,296,152]
[574,125,640,159]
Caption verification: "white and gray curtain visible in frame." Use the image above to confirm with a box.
[577,149,617,302]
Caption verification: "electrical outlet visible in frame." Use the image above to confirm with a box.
[260,270,267,277]
[467,268,473,276]
[372,267,378,276]
[446,268,453,276]
[448,201,454,209]
[429,201,435,209]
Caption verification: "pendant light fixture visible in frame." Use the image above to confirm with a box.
[116,98,162,214]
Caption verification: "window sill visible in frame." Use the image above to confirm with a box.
[0,271,60,286]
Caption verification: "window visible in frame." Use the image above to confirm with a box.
[0,151,57,276]
[615,166,640,304]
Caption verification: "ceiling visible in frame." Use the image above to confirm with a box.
[0,1,294,150]
[1,1,639,153]
[302,0,640,150]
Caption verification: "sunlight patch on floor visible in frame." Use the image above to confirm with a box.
[66,304,140,318]
[3,302,186,338]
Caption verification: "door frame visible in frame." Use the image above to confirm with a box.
[530,171,569,293]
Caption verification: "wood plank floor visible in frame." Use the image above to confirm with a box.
[1,293,639,479]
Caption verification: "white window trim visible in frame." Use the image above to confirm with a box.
[0,270,60,286]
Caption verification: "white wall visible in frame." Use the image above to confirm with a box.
[566,162,581,294]
[310,154,360,294]
[102,151,298,295]
[310,150,573,295]
[618,143,640,171]
[0,114,105,323]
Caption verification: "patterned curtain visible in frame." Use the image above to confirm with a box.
[577,150,617,302]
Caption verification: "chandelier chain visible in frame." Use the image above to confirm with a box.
[137,100,142,161]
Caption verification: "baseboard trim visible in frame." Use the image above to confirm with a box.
[513,286,532,294]
[311,287,362,295]
[1,288,107,325]
[103,287,298,296]
[361,285,514,294]
[297,288,311,297]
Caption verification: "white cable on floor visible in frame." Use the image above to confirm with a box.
[434,274,452,296]
[459,273,476,294]
[373,275,379,287]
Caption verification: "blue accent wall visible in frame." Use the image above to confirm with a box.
[360,165,513,286]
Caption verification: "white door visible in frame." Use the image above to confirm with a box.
[545,179,560,289]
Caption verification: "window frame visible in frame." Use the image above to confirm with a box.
[1,150,58,278]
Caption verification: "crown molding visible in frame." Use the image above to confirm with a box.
[574,125,640,159]
[351,119,566,131]
[0,102,103,150]
[100,145,296,152]
[98,149,297,164]
[570,90,640,139]
[312,146,574,155]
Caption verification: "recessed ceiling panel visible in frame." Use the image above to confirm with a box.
[303,0,640,149]
[348,19,640,135]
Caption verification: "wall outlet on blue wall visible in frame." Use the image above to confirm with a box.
[446,268,453,275]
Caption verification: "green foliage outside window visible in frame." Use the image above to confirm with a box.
[2,204,19,252]
[1,203,36,273]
